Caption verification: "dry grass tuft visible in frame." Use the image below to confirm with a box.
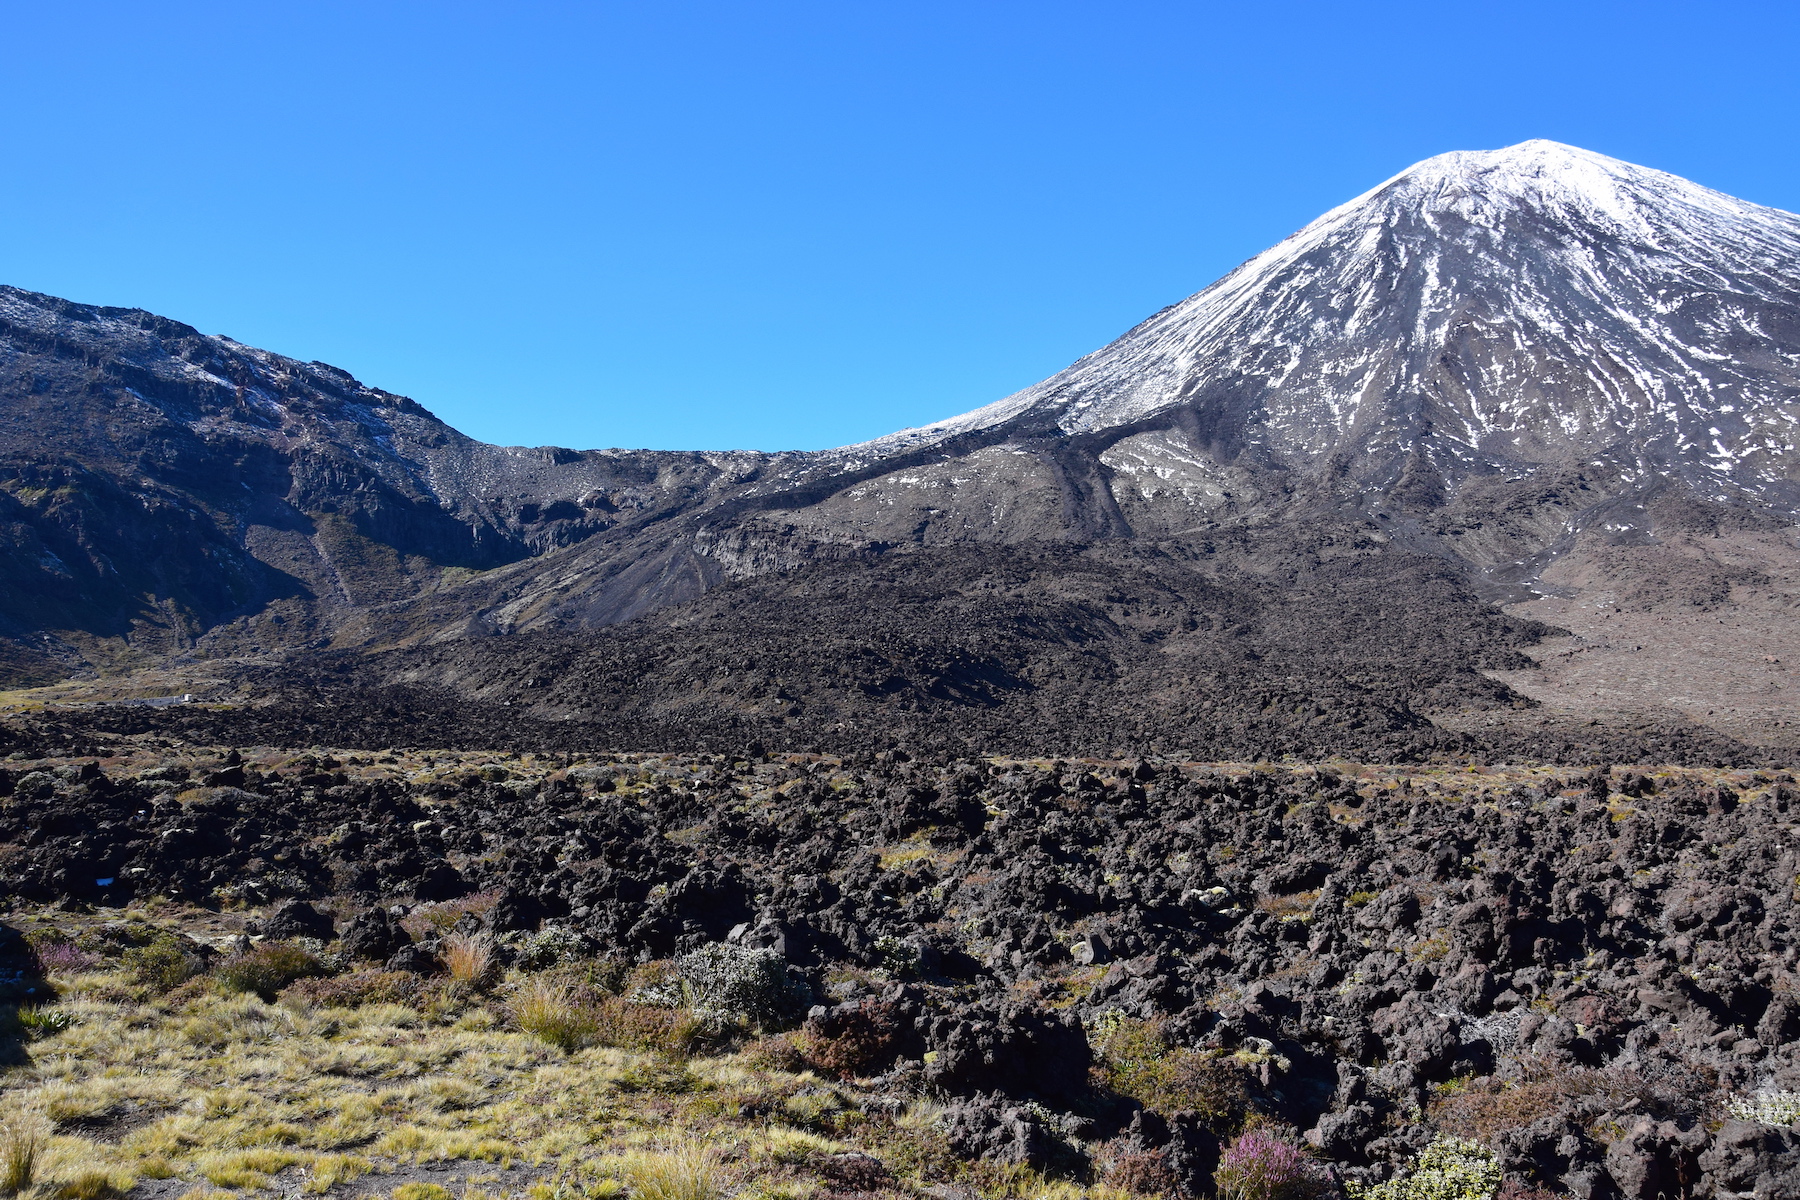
[1254,890,1319,919]
[513,978,599,1052]
[0,1124,39,1196]
[442,932,495,988]
[391,1184,453,1200]
[52,1171,126,1200]
[617,1141,719,1200]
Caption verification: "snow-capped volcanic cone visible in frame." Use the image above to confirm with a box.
[7,138,1800,762]
[860,140,1800,506]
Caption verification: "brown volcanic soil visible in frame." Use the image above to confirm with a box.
[1434,526,1800,753]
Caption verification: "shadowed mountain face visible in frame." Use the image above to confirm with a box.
[0,286,780,675]
[5,142,1800,758]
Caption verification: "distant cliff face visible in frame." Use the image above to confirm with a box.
[3,141,1799,760]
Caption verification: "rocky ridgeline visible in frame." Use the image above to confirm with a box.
[4,744,1800,1196]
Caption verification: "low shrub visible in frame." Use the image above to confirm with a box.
[741,1033,809,1073]
[1493,1183,1560,1200]
[594,996,709,1056]
[1099,1144,1179,1197]
[122,934,207,992]
[872,934,924,977]
[213,943,327,1000]
[26,934,99,976]
[512,925,595,970]
[1346,1136,1501,1200]
[799,1000,903,1079]
[1430,1059,1704,1144]
[284,969,418,1009]
[38,943,101,974]
[401,892,501,940]
[1730,1089,1800,1126]
[1095,1018,1250,1134]
[1214,1129,1326,1200]
[1254,891,1319,919]
[675,943,809,1032]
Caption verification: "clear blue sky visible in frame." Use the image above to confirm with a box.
[4,1,1797,451]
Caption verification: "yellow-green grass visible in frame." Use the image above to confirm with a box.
[1,946,1128,1200]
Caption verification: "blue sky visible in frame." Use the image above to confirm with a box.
[4,1,1798,451]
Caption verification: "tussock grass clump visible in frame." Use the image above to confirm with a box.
[441,932,495,988]
[213,942,326,1000]
[198,1147,303,1189]
[616,1141,719,1200]
[514,978,600,1052]
[391,1184,452,1200]
[51,1171,126,1200]
[0,1124,40,1196]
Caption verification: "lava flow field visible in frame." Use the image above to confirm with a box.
[1,730,1797,1198]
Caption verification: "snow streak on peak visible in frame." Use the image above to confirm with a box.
[850,142,1800,503]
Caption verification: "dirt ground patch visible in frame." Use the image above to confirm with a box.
[1454,528,1800,749]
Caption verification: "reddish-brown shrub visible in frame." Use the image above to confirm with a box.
[741,1033,809,1073]
[1100,1144,1179,1198]
[798,1000,903,1079]
[1495,1182,1561,1200]
[284,970,419,1009]
[1430,1058,1711,1144]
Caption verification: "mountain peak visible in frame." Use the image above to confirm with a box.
[1397,138,1636,186]
[1355,139,1778,240]
[857,141,1800,502]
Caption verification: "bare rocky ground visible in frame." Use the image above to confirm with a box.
[1478,529,1800,753]
[2,735,1799,1198]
